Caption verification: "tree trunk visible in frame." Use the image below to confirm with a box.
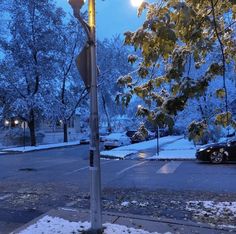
[63,122,68,143]
[28,109,36,146]
[101,93,111,133]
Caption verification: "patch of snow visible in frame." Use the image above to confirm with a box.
[131,200,138,205]
[3,141,81,153]
[100,150,137,159]
[162,138,195,150]
[121,201,130,207]
[218,224,236,229]
[186,201,236,218]
[0,194,11,200]
[101,135,184,159]
[148,138,196,160]
[18,215,170,234]
[115,136,182,151]
[139,202,149,207]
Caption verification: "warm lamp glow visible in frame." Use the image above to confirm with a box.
[131,0,143,7]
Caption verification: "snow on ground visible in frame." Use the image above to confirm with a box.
[121,201,130,207]
[186,201,236,217]
[100,136,183,159]
[100,150,137,159]
[2,141,81,153]
[116,136,182,151]
[148,138,196,160]
[18,215,170,234]
[186,201,236,228]
[161,138,195,150]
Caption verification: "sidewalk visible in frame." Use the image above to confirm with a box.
[100,135,198,160]
[12,208,233,234]
[0,141,81,154]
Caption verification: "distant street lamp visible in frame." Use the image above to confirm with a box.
[14,119,19,125]
[4,120,10,127]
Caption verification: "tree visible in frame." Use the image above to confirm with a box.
[117,0,236,142]
[53,18,88,142]
[0,0,66,146]
[97,36,133,132]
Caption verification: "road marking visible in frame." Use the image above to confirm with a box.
[64,160,114,175]
[116,161,147,176]
[156,161,182,174]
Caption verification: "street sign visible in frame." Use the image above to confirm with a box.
[76,45,91,89]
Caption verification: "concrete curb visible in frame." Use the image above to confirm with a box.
[153,158,196,161]
[11,208,234,234]
[0,143,81,155]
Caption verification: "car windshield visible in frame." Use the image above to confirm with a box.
[218,137,236,144]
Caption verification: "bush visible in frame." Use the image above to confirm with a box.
[2,128,44,146]
[131,124,148,143]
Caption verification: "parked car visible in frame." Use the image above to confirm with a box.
[196,139,236,163]
[103,132,131,149]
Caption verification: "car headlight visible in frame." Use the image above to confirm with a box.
[198,148,206,152]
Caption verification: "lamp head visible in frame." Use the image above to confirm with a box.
[131,0,144,7]
[68,0,85,13]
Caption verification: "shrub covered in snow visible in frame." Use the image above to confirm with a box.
[3,128,44,146]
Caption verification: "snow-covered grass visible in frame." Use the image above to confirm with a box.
[186,201,236,217]
[18,215,169,234]
[101,135,196,160]
[148,138,196,160]
[100,136,183,159]
[161,138,195,150]
[116,136,182,151]
[186,200,236,228]
[2,141,81,153]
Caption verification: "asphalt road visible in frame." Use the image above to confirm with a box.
[0,145,236,233]
[0,144,235,193]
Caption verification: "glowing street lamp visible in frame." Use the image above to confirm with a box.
[14,119,19,125]
[131,0,144,7]
[4,120,10,126]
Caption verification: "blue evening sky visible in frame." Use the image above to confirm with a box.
[57,0,145,39]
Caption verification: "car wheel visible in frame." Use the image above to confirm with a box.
[210,151,224,164]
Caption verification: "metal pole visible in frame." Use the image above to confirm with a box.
[88,0,102,232]
[156,125,160,156]
[23,122,26,149]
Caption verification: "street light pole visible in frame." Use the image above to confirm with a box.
[88,0,102,232]
[68,0,102,232]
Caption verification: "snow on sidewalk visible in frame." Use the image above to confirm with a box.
[100,136,182,159]
[148,138,196,160]
[2,141,81,153]
[100,150,137,159]
[18,215,170,234]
